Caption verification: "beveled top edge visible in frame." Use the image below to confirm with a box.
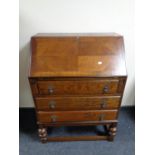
[28,74,127,78]
[32,33,122,37]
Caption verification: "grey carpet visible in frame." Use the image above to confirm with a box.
[19,107,135,155]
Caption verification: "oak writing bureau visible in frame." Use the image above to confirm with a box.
[28,33,127,142]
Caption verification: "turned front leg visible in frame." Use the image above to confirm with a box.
[38,127,47,143]
[108,123,117,141]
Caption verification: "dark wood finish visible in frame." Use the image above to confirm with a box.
[29,33,127,142]
[35,96,121,111]
[37,110,118,123]
[47,135,109,142]
[37,79,119,95]
[107,123,117,141]
[29,79,38,96]
[38,127,47,143]
[37,120,118,126]
[29,33,126,77]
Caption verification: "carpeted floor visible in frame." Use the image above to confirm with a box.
[19,107,135,155]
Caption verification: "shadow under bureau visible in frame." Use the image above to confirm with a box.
[28,33,127,142]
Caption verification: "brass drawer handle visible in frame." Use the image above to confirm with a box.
[99,114,105,121]
[49,100,56,109]
[51,115,57,122]
[48,86,54,94]
[101,101,107,108]
[103,86,109,93]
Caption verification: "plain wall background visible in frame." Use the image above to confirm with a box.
[19,0,134,107]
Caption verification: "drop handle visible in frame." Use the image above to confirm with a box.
[101,102,107,108]
[48,86,54,94]
[49,101,56,109]
[103,86,109,93]
[51,115,57,122]
[99,114,105,121]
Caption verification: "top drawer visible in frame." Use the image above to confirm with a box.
[37,79,119,95]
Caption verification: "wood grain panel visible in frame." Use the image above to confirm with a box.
[29,34,127,77]
[37,110,118,123]
[37,79,119,95]
[35,96,121,111]
[79,37,123,55]
[31,37,78,56]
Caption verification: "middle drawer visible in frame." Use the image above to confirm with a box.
[35,96,121,111]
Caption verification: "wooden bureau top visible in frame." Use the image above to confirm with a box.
[29,33,127,78]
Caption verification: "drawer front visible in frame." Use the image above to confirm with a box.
[35,96,121,111]
[37,79,119,95]
[37,110,118,123]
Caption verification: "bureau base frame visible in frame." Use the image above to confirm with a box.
[38,122,117,143]
[29,33,127,143]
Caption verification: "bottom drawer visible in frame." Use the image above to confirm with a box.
[37,110,118,123]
